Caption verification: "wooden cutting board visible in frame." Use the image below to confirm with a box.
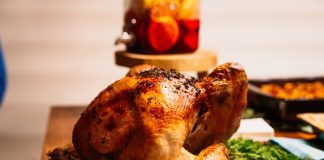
[41,106,316,160]
[41,106,84,160]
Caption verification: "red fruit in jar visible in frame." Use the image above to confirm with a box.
[183,31,198,51]
[148,16,179,52]
[182,19,200,31]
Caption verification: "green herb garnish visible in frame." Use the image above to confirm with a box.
[226,137,301,160]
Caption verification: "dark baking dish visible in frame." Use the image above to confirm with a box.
[248,77,324,122]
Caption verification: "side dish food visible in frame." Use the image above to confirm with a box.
[226,138,300,160]
[261,81,324,99]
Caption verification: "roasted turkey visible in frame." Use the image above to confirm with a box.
[71,62,247,160]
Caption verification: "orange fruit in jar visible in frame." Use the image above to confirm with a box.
[148,16,180,52]
[149,0,180,19]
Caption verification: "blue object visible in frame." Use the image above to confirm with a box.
[270,137,324,160]
[0,41,6,105]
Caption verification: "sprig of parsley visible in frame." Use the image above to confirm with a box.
[226,138,301,160]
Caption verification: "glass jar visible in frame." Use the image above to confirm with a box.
[116,0,200,54]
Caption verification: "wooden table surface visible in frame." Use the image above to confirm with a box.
[41,106,317,160]
[41,107,84,160]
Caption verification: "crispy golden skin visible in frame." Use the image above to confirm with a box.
[72,62,247,160]
[184,62,248,154]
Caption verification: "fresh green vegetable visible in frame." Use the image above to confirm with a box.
[226,137,301,160]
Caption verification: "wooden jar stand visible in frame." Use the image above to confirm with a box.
[115,50,218,78]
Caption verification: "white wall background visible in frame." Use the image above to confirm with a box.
[0,0,324,159]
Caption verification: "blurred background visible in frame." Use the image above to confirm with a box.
[0,0,324,159]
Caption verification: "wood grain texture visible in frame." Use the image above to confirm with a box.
[41,106,317,160]
[115,50,218,72]
[41,107,84,160]
[275,131,316,140]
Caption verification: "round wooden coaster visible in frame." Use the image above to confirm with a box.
[115,50,218,73]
